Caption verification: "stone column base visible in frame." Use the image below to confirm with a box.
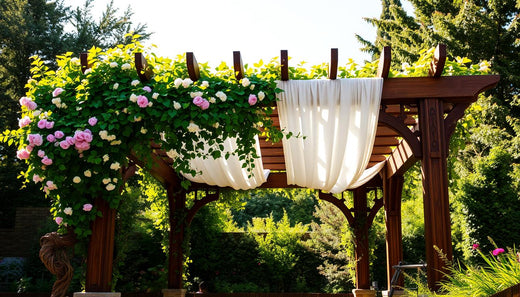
[162,289,187,297]
[73,293,121,297]
[382,289,407,297]
[352,289,377,297]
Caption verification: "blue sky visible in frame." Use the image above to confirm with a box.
[65,0,413,67]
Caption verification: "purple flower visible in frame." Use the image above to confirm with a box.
[88,117,98,126]
[55,217,63,225]
[54,131,64,139]
[493,248,505,256]
[248,94,258,106]
[137,95,149,108]
[45,121,54,129]
[142,86,152,93]
[52,88,64,97]
[37,119,47,129]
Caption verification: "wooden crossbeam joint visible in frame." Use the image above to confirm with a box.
[281,50,289,81]
[329,48,338,80]
[233,51,244,81]
[186,52,200,82]
[135,53,153,82]
[377,46,391,79]
[429,44,446,78]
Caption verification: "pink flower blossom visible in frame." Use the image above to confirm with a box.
[52,88,64,97]
[32,174,43,183]
[26,145,33,152]
[75,141,90,151]
[493,248,505,256]
[83,204,93,211]
[16,149,30,160]
[46,180,57,190]
[55,217,63,225]
[46,134,56,142]
[18,116,31,128]
[59,140,70,149]
[142,86,152,93]
[54,131,65,139]
[65,136,75,146]
[248,94,258,106]
[137,95,149,108]
[472,244,479,250]
[37,119,47,129]
[37,150,45,158]
[45,121,54,129]
[41,156,53,165]
[193,96,210,110]
[27,134,43,146]
[27,101,37,110]
[88,117,98,126]
[19,97,37,110]
[19,97,30,106]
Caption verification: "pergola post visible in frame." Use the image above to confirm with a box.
[166,184,187,290]
[352,187,372,294]
[419,98,452,290]
[383,174,404,290]
[85,197,117,291]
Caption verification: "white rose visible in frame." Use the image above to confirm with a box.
[64,207,73,215]
[110,162,121,170]
[250,84,255,90]
[70,57,80,65]
[131,80,140,86]
[110,62,118,68]
[113,83,119,90]
[99,130,108,140]
[148,102,153,107]
[152,93,159,99]
[215,91,227,102]
[241,77,250,87]
[112,178,118,183]
[213,122,220,128]
[33,110,41,117]
[51,98,61,106]
[201,81,209,88]
[102,154,110,162]
[173,101,181,110]
[190,91,203,98]
[121,63,131,70]
[84,170,92,177]
[110,140,122,146]
[258,91,265,101]
[84,69,92,74]
[208,97,216,104]
[187,122,200,133]
[73,176,81,183]
[129,94,138,102]
[140,127,148,134]
[134,116,142,122]
[166,149,179,160]
[182,78,193,88]
[102,178,111,184]
[174,78,183,88]
[106,183,116,191]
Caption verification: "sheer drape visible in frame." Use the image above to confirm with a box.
[276,78,383,193]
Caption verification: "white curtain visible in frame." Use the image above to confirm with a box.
[181,135,269,190]
[276,78,383,193]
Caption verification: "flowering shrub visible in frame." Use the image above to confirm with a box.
[2,37,283,238]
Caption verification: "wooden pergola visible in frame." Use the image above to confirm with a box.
[79,45,499,295]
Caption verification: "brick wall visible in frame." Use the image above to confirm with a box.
[0,207,51,257]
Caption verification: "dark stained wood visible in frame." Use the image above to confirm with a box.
[166,184,186,289]
[328,48,338,80]
[386,140,418,177]
[186,52,200,82]
[186,191,219,225]
[85,197,116,292]
[377,46,391,79]
[374,137,400,147]
[372,146,393,155]
[419,98,452,291]
[444,103,471,151]
[383,174,405,289]
[281,50,289,81]
[80,52,89,74]
[135,52,153,82]
[353,187,370,289]
[319,192,355,228]
[233,51,244,81]
[378,111,422,158]
[429,44,447,78]
[381,75,500,104]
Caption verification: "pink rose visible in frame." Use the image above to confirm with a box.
[248,94,257,106]
[88,117,98,126]
[54,131,65,139]
[137,95,149,108]
[66,136,75,145]
[55,217,63,225]
[16,149,30,160]
[472,243,479,250]
[27,134,43,146]
[41,156,53,165]
[75,141,90,151]
[46,180,57,190]
[26,101,37,110]
[26,145,33,152]
[59,140,70,149]
[37,119,47,129]
[18,116,31,128]
[142,86,152,93]
[52,88,64,97]
[37,150,45,158]
[493,248,505,256]
[33,174,43,183]
[19,97,30,106]
[45,121,54,129]
[83,204,93,211]
[46,134,56,142]
[200,99,210,110]
[19,97,37,110]
[193,96,205,107]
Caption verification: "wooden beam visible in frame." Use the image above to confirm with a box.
[378,110,422,157]
[328,48,338,80]
[377,46,391,79]
[444,103,471,151]
[353,187,371,289]
[281,50,289,81]
[386,140,418,177]
[186,52,200,81]
[135,52,153,82]
[233,51,244,81]
[80,52,90,73]
[429,44,447,78]
[381,75,500,104]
